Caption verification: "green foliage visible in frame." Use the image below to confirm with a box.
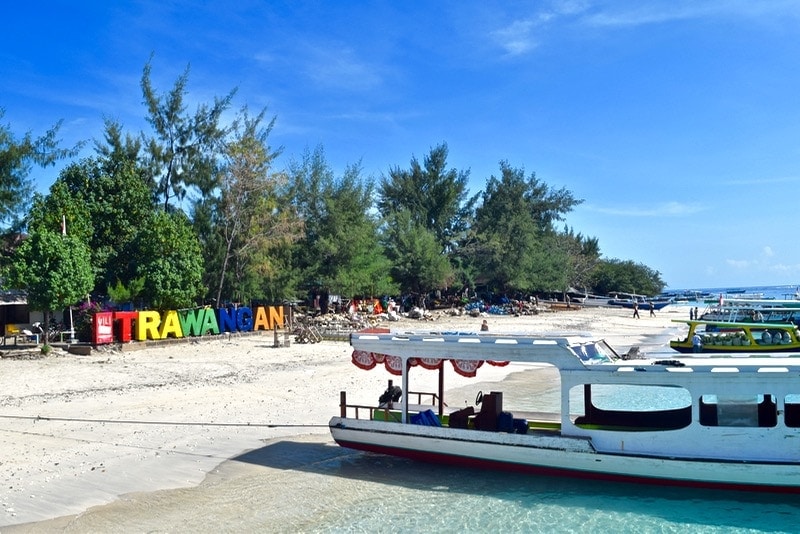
[2,59,668,305]
[382,210,451,293]
[288,146,394,298]
[317,164,397,296]
[204,107,302,304]
[5,229,93,314]
[140,58,236,210]
[37,158,154,294]
[378,143,474,255]
[0,109,83,231]
[133,210,205,310]
[590,258,665,296]
[557,226,601,294]
[470,161,584,293]
[107,277,145,305]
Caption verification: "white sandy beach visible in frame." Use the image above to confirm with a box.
[0,305,687,531]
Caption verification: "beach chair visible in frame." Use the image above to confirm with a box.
[21,329,39,344]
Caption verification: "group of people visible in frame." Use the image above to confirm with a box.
[631,301,657,319]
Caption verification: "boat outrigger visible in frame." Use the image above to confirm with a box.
[330,329,800,493]
[670,319,800,354]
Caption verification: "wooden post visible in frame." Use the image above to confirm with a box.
[438,363,444,417]
[340,391,347,418]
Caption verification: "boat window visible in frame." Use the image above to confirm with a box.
[699,394,777,428]
[785,395,800,428]
[573,342,616,364]
[569,384,691,432]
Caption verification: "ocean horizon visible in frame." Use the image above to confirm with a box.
[665,284,799,301]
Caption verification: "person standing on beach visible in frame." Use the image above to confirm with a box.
[689,308,694,320]
[632,302,640,319]
[649,301,655,317]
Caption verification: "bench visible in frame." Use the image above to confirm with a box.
[3,324,20,346]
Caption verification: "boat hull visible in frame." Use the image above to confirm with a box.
[669,341,800,353]
[330,417,800,493]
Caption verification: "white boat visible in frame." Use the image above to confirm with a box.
[329,329,800,493]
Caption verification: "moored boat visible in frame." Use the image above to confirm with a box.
[669,319,800,353]
[330,329,800,493]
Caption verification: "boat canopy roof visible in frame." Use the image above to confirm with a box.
[673,319,798,329]
[349,330,619,375]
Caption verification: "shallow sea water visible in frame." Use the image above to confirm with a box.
[52,437,800,533]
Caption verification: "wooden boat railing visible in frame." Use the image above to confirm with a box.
[339,390,443,420]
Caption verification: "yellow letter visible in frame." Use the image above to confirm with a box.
[136,310,162,341]
[159,310,184,339]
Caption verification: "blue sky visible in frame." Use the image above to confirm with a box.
[3,1,800,290]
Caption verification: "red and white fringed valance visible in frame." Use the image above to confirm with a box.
[351,350,508,378]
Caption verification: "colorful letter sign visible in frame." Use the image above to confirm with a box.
[91,305,287,345]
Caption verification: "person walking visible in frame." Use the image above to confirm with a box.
[633,302,640,319]
[649,301,656,317]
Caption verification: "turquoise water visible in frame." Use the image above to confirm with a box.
[49,434,800,533]
[232,439,800,533]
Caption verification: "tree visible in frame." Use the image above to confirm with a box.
[315,163,395,297]
[3,229,93,344]
[47,157,154,294]
[286,145,334,287]
[557,226,601,298]
[208,108,302,304]
[378,143,474,254]
[590,259,666,296]
[133,210,205,310]
[288,146,393,299]
[472,161,582,292]
[0,109,81,231]
[140,58,236,210]
[381,209,451,294]
[94,117,143,176]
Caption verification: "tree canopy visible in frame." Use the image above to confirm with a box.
[0,61,669,314]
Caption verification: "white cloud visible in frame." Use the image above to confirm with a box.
[303,44,383,91]
[588,201,704,217]
[582,0,800,27]
[726,258,752,269]
[491,19,539,56]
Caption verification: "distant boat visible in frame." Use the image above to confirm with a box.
[670,319,800,353]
